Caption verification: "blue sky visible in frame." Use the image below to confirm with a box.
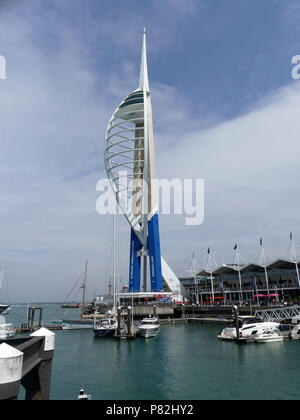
[0,0,300,301]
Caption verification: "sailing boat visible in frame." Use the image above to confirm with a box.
[62,260,94,330]
[0,262,11,315]
[93,215,118,338]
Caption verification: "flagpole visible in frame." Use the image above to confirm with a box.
[193,253,199,305]
[290,232,300,288]
[234,245,242,305]
[207,248,215,305]
[260,238,270,296]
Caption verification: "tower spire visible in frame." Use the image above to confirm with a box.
[139,28,149,91]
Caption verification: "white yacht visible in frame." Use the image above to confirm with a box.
[218,317,280,341]
[0,315,15,340]
[138,317,160,338]
[255,330,284,343]
[93,311,117,338]
[290,325,300,340]
[0,304,11,315]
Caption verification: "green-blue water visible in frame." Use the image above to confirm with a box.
[5,304,300,400]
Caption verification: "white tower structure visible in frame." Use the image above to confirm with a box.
[104,30,190,302]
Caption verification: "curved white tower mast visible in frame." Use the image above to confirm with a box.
[104,30,190,302]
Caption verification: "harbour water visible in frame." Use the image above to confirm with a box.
[4,304,300,400]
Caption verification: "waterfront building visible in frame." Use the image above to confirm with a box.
[180,258,300,305]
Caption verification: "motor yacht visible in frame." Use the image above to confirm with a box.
[138,317,160,338]
[0,315,15,340]
[255,330,284,343]
[218,317,280,341]
[0,304,11,315]
[290,325,300,340]
[93,311,117,338]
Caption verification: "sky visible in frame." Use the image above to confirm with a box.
[0,0,300,302]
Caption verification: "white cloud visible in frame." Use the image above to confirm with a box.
[0,1,299,301]
[156,82,300,275]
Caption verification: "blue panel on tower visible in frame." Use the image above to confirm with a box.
[128,229,141,292]
[148,213,163,292]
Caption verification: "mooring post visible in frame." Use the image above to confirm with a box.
[0,343,24,400]
[117,307,122,336]
[22,328,55,400]
[127,306,132,336]
[38,308,43,328]
[233,305,240,339]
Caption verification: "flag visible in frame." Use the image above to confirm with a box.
[234,244,238,251]
[252,275,258,294]
[220,275,224,293]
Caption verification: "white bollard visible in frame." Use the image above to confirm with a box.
[26,328,56,400]
[0,343,23,384]
[0,343,24,400]
[30,327,55,352]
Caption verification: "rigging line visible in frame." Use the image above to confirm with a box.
[51,272,84,320]
[63,287,82,318]
[5,309,24,324]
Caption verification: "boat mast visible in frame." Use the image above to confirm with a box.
[81,259,88,319]
[112,214,117,313]
[206,248,215,304]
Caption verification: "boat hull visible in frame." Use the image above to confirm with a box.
[93,328,116,338]
[62,320,94,330]
[138,326,160,338]
[0,331,16,340]
[255,337,284,343]
[0,326,15,340]
[0,305,10,315]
